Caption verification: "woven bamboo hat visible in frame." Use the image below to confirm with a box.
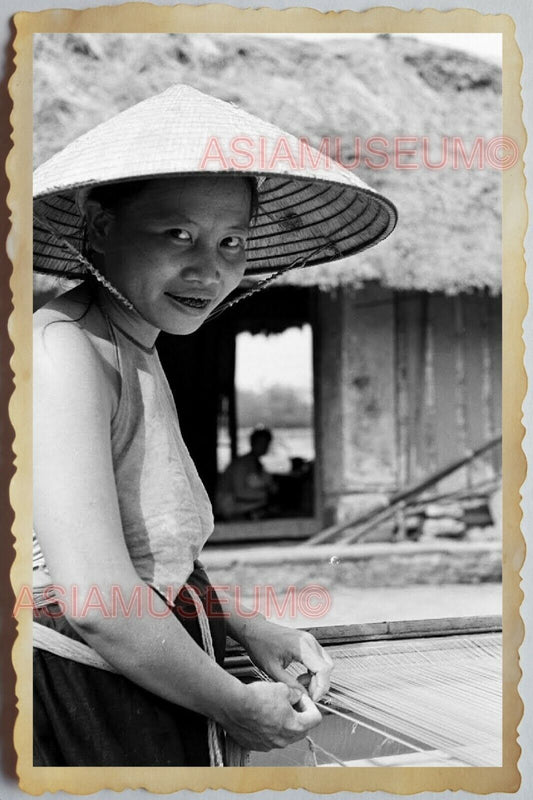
[34,84,397,279]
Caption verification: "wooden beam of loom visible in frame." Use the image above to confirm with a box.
[225,615,502,767]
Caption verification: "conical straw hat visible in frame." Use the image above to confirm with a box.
[34,84,397,278]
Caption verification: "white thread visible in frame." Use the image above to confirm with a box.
[249,633,501,767]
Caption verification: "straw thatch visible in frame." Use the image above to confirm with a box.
[33,33,502,294]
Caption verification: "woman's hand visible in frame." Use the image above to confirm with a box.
[220,680,322,751]
[241,618,334,702]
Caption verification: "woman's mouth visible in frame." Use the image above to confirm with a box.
[165,293,212,311]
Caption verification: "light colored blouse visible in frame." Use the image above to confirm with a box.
[33,310,214,598]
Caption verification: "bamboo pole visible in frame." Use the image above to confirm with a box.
[304,435,502,546]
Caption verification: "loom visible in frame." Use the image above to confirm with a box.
[225,615,502,767]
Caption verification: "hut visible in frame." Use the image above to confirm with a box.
[33,32,502,541]
[154,273,501,544]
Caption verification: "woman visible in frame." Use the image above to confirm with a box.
[32,84,397,766]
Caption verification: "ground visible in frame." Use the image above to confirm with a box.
[204,542,502,628]
[259,581,502,628]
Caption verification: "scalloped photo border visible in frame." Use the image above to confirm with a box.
[7,3,527,794]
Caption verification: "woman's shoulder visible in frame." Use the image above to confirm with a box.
[34,286,121,405]
[35,283,99,328]
[35,285,110,350]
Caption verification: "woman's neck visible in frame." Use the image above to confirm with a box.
[95,285,160,350]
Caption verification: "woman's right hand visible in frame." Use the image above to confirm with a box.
[220,681,322,752]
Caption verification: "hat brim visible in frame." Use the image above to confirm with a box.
[34,171,397,279]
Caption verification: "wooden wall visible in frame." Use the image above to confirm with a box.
[315,285,398,522]
[315,286,502,521]
[397,292,502,489]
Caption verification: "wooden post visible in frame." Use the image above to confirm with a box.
[485,294,502,476]
[315,285,397,525]
[315,288,345,525]
[394,292,410,488]
[311,287,324,524]
[227,334,238,461]
[454,295,469,486]
[422,297,438,474]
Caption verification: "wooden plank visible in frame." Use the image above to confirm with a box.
[306,435,500,545]
[315,290,345,512]
[224,616,503,672]
[404,293,427,483]
[208,517,318,544]
[421,297,438,475]
[310,288,324,523]
[429,295,464,491]
[487,295,503,474]
[462,293,491,483]
[394,293,410,486]
[454,296,469,480]
[227,336,238,462]
[203,539,502,568]
[342,285,396,487]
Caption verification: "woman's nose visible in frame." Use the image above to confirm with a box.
[181,249,221,285]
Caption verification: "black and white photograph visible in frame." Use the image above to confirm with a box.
[16,16,520,787]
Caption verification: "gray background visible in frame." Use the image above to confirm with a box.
[0,1,530,798]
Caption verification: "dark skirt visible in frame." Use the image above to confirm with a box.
[33,563,227,766]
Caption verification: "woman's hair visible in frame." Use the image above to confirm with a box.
[85,175,260,222]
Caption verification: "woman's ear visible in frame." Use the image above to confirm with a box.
[84,200,114,254]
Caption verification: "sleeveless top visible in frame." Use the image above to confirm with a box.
[33,312,214,598]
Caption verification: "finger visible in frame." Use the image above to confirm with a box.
[288,685,304,706]
[308,663,336,701]
[310,669,333,701]
[298,640,334,701]
[272,681,304,711]
[297,672,312,691]
[267,663,305,699]
[293,693,322,729]
[299,635,334,672]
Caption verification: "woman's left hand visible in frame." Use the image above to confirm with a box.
[242,618,334,702]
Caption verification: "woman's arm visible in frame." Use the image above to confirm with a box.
[33,320,321,751]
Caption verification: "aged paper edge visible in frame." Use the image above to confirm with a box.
[6,3,526,794]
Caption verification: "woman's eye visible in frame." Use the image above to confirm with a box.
[167,228,192,241]
[221,235,245,249]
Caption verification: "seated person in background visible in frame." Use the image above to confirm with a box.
[216,427,278,520]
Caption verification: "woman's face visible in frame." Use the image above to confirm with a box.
[90,175,252,335]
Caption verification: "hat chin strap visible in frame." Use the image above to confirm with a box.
[83,263,138,314]
[207,240,341,323]
[33,213,146,318]
[34,214,341,325]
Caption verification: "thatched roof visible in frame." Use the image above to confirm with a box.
[33,33,501,295]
